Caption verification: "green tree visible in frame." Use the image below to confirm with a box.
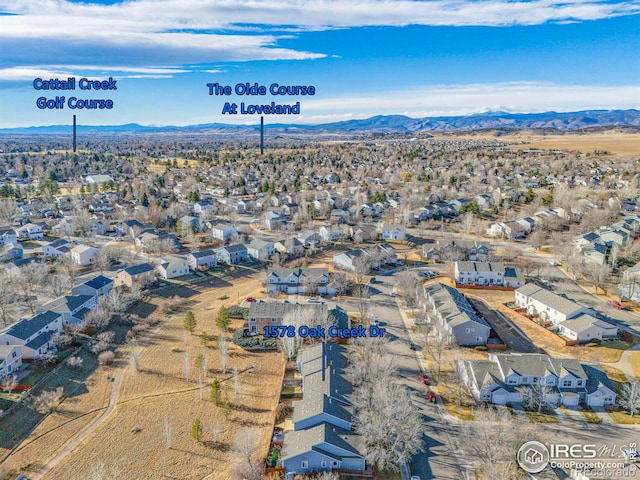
[191,418,203,441]
[524,188,535,203]
[200,331,208,346]
[222,396,232,417]
[216,306,231,332]
[460,201,480,214]
[210,379,221,405]
[195,352,205,371]
[187,190,201,203]
[183,311,197,334]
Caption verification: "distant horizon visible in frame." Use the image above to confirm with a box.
[0,1,638,128]
[1,107,639,131]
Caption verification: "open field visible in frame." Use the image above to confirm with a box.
[5,273,284,480]
[432,130,640,156]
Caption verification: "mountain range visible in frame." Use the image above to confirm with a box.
[1,109,638,135]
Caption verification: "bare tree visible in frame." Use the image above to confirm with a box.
[461,405,536,480]
[0,198,20,225]
[219,333,228,374]
[10,262,49,313]
[1,374,17,393]
[352,255,370,284]
[0,274,16,327]
[354,284,372,324]
[582,262,612,294]
[620,380,640,417]
[32,386,64,414]
[522,382,558,413]
[47,274,71,298]
[183,349,191,382]
[233,366,241,408]
[230,428,263,480]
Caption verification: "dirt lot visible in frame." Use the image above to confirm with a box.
[6,273,285,480]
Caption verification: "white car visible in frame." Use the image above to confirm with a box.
[411,476,421,480]
[306,297,320,303]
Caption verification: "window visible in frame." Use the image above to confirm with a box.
[333,461,339,467]
[301,461,308,469]
[563,380,572,387]
[576,380,583,386]
[12,351,16,358]
[533,377,538,384]
[476,337,483,342]
[321,461,326,468]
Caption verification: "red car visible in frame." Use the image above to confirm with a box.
[426,390,437,403]
[245,297,256,303]
[609,300,625,310]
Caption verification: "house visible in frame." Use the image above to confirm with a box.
[42,238,71,258]
[454,261,525,288]
[70,244,99,266]
[274,237,304,257]
[380,224,406,241]
[263,210,286,230]
[319,225,344,242]
[266,267,334,295]
[85,174,114,184]
[0,345,23,378]
[282,343,366,476]
[333,249,364,272]
[421,283,491,346]
[114,219,144,238]
[39,295,96,326]
[157,255,190,279]
[0,311,63,359]
[16,223,44,240]
[330,208,352,224]
[2,242,23,260]
[114,263,155,289]
[179,215,203,234]
[515,283,595,326]
[186,249,217,271]
[458,353,615,408]
[0,228,17,246]
[215,244,248,265]
[486,221,525,240]
[424,240,491,262]
[135,231,183,252]
[246,238,274,261]
[557,315,618,342]
[297,230,320,248]
[247,301,328,333]
[211,223,238,242]
[72,275,114,298]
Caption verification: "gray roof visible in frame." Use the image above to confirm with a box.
[25,331,54,350]
[248,301,327,320]
[123,263,154,276]
[456,261,505,273]
[268,267,329,280]
[219,244,247,254]
[493,353,587,380]
[3,311,61,340]
[559,314,617,335]
[41,295,93,313]
[281,422,364,462]
[82,275,113,290]
[188,249,216,259]
[293,389,354,425]
[516,283,585,316]
[424,282,490,329]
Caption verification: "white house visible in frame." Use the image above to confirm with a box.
[16,223,44,240]
[246,239,274,261]
[454,261,525,288]
[39,295,97,326]
[0,228,18,246]
[0,345,23,378]
[85,174,114,184]
[157,255,190,279]
[380,224,406,241]
[42,239,71,258]
[186,249,217,271]
[515,283,595,325]
[72,275,114,298]
[266,267,334,295]
[558,315,618,342]
[459,353,615,408]
[70,244,99,267]
[211,223,238,242]
[0,311,63,359]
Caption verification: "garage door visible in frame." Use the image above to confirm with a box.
[588,396,604,407]
[492,393,508,404]
[562,395,579,406]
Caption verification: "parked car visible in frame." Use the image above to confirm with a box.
[245,297,256,303]
[307,297,320,303]
[426,390,436,403]
[372,318,380,327]
[609,300,625,310]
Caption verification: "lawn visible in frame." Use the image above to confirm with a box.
[578,408,602,424]
[607,410,640,425]
[630,351,640,379]
[525,410,558,423]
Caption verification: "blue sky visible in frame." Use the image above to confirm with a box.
[0,0,638,127]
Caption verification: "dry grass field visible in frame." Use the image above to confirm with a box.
[433,129,640,156]
[6,274,285,480]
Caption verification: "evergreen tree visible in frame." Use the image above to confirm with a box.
[210,379,221,405]
[183,311,197,334]
[191,418,203,441]
[200,331,208,346]
[216,306,231,332]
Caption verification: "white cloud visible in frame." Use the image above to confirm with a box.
[297,82,640,121]
[0,0,636,73]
